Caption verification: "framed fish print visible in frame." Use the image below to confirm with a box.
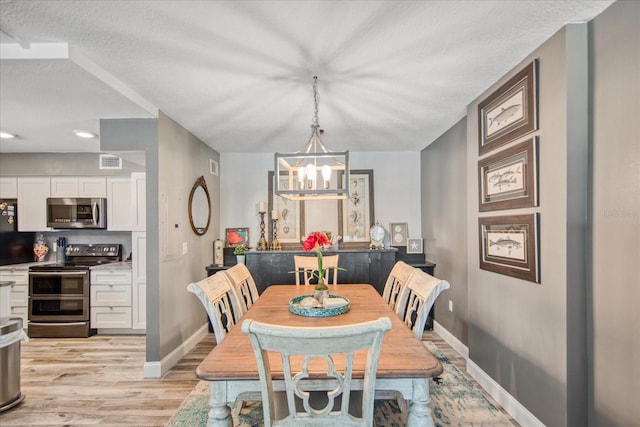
[225,227,249,248]
[478,59,538,156]
[338,169,375,249]
[478,137,538,211]
[268,171,305,250]
[479,213,540,283]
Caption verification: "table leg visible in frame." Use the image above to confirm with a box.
[206,381,232,427]
[407,378,434,427]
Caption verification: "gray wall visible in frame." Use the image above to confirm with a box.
[156,111,220,360]
[421,118,468,344]
[100,115,222,365]
[0,152,144,175]
[420,2,638,425]
[590,1,640,425]
[100,118,162,361]
[467,26,575,426]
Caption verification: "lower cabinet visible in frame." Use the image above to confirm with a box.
[90,268,133,329]
[0,267,29,330]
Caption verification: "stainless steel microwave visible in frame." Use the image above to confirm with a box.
[47,198,107,229]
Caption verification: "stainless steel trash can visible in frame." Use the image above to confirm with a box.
[0,318,25,412]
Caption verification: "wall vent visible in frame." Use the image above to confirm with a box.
[210,159,218,176]
[100,154,122,170]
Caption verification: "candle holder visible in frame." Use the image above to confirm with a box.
[257,211,269,251]
[271,219,282,251]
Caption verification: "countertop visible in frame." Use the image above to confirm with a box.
[0,261,132,270]
[90,261,132,270]
[0,261,57,270]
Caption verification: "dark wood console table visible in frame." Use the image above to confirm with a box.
[206,249,397,295]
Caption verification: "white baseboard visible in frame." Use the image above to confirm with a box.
[467,359,545,427]
[433,320,469,359]
[143,323,209,379]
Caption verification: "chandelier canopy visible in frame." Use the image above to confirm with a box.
[274,76,350,201]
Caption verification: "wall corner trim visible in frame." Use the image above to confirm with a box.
[467,359,546,427]
[143,323,210,378]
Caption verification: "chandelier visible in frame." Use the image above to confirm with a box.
[274,76,349,200]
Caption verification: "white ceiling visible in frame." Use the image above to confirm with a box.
[0,0,614,154]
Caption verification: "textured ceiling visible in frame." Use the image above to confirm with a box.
[0,0,614,154]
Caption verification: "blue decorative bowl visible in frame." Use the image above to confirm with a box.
[289,294,350,317]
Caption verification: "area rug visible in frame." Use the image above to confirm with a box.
[167,342,513,426]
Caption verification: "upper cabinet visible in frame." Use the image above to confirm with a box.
[131,173,146,231]
[0,177,18,199]
[17,177,51,231]
[51,177,107,198]
[3,174,143,232]
[106,177,132,231]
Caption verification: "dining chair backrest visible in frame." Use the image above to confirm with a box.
[241,316,392,426]
[381,261,418,311]
[293,254,340,285]
[395,269,451,338]
[223,263,260,314]
[186,273,242,343]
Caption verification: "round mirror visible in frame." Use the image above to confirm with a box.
[188,176,211,235]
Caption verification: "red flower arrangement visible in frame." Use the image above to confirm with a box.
[302,231,333,290]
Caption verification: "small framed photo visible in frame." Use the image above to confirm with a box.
[225,227,249,248]
[479,214,540,283]
[478,59,538,155]
[407,238,424,254]
[389,222,409,246]
[478,137,538,212]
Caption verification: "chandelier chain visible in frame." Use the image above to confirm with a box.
[312,76,319,128]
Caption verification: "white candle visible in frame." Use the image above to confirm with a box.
[272,210,280,220]
[259,202,267,213]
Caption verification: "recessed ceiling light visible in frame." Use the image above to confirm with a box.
[0,131,17,139]
[73,130,97,139]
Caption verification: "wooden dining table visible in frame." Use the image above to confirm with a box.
[196,284,443,426]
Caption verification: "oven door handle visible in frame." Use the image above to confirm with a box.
[29,271,88,276]
[28,322,88,326]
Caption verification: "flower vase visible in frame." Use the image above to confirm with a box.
[236,255,245,265]
[314,279,329,303]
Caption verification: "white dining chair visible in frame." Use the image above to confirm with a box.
[241,316,392,426]
[187,272,261,416]
[293,254,340,285]
[395,269,451,339]
[223,263,260,314]
[186,273,243,343]
[381,260,418,311]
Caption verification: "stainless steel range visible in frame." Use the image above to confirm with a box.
[28,243,122,338]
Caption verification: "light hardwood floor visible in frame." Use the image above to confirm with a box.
[1,331,518,426]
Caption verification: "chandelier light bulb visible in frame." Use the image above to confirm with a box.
[322,165,332,189]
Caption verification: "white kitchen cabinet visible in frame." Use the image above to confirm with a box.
[51,177,106,197]
[0,267,29,330]
[17,177,51,231]
[90,268,132,329]
[0,177,18,199]
[131,172,146,231]
[106,177,132,231]
[131,231,146,330]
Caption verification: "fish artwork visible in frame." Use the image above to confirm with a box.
[493,176,517,190]
[488,104,521,129]
[489,166,521,190]
[489,237,522,255]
